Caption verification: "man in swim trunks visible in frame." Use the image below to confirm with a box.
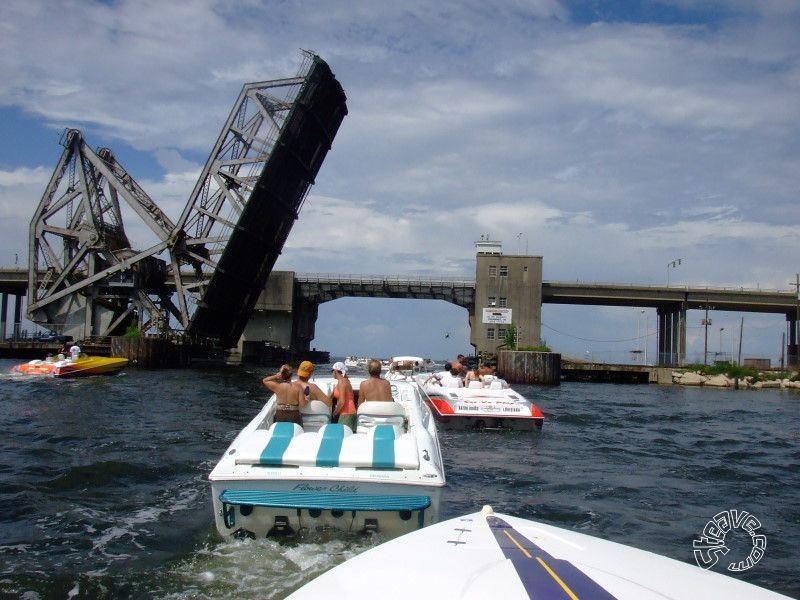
[358,359,393,403]
[263,364,307,425]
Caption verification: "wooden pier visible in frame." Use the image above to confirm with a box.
[495,350,674,385]
[561,359,673,384]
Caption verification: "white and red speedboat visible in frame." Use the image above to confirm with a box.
[422,375,544,431]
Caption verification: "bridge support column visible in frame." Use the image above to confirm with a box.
[657,304,686,366]
[788,313,799,367]
[1,293,7,341]
[13,293,23,340]
[291,296,319,354]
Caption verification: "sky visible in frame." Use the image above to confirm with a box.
[1,0,799,364]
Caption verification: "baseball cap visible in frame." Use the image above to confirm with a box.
[331,361,347,374]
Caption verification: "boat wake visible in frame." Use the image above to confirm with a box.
[167,531,383,600]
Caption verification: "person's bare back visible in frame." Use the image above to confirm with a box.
[263,365,306,407]
[294,361,331,407]
[358,359,393,402]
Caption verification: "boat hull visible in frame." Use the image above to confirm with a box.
[428,407,543,431]
[424,385,544,431]
[11,360,56,375]
[210,478,444,538]
[53,357,129,378]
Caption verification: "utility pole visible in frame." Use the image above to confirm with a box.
[737,316,744,366]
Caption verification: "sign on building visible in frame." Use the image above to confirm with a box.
[483,308,512,324]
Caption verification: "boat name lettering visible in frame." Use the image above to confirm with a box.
[330,484,359,493]
[456,404,521,413]
[292,483,360,493]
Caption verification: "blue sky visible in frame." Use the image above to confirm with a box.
[1,0,799,363]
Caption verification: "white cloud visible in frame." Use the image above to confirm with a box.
[0,166,50,259]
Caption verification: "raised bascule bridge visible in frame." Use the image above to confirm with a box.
[24,52,347,355]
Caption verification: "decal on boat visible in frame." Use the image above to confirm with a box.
[487,515,618,599]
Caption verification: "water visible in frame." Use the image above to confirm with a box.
[0,359,798,599]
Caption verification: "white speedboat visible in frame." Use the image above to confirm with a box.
[287,505,791,600]
[343,356,368,369]
[423,375,545,431]
[384,355,432,380]
[208,377,446,539]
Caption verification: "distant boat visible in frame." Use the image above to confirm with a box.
[422,375,545,431]
[11,355,128,378]
[343,356,368,369]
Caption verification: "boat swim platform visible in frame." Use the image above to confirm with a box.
[219,489,431,512]
[219,490,432,532]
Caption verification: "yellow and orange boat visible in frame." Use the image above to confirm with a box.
[12,356,129,378]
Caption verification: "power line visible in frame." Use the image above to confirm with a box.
[542,322,654,344]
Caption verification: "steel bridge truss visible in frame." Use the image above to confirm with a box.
[27,52,347,344]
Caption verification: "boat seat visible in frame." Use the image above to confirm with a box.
[300,400,331,432]
[468,380,483,389]
[489,380,504,389]
[253,422,355,467]
[338,424,419,469]
[234,421,420,470]
[280,423,419,469]
[356,401,407,433]
[234,421,304,465]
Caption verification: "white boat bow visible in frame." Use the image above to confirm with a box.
[288,505,791,600]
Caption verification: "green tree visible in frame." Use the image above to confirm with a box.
[504,323,517,350]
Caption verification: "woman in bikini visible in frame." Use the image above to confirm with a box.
[262,364,307,426]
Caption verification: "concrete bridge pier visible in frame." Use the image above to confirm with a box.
[0,293,6,341]
[0,292,25,340]
[787,312,799,366]
[657,303,686,366]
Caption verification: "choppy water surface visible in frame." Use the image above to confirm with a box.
[0,359,798,599]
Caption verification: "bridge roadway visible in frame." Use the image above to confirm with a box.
[294,273,798,315]
[3,268,798,316]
